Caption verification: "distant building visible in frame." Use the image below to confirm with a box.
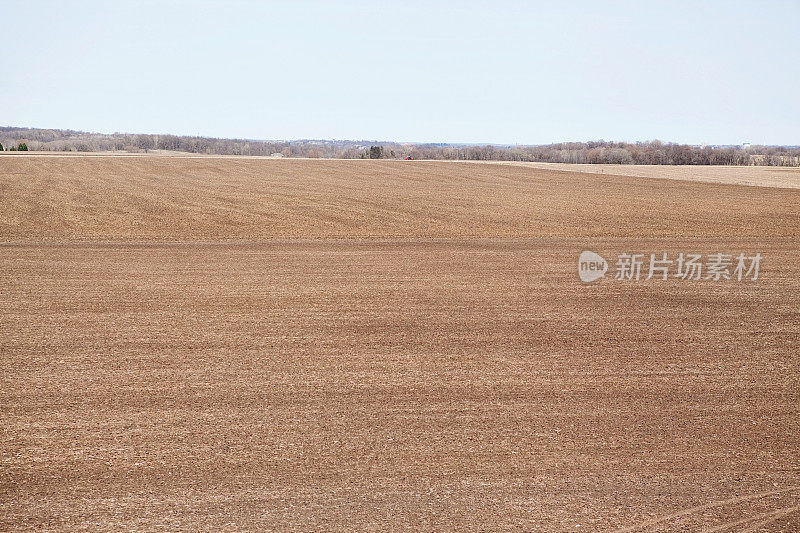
[742,142,751,149]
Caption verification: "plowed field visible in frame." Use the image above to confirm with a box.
[2,157,799,531]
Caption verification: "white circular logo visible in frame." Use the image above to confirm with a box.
[578,251,607,283]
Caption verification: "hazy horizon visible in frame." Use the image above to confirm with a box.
[4,124,798,148]
[2,0,798,145]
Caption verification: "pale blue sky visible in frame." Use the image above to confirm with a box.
[2,0,798,145]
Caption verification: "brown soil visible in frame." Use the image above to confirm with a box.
[1,157,799,531]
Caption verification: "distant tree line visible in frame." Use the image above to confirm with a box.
[0,141,28,151]
[1,127,798,166]
[398,141,800,166]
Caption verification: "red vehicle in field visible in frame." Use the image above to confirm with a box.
[405,156,415,160]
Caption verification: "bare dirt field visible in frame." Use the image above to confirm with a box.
[488,161,800,190]
[1,157,799,531]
